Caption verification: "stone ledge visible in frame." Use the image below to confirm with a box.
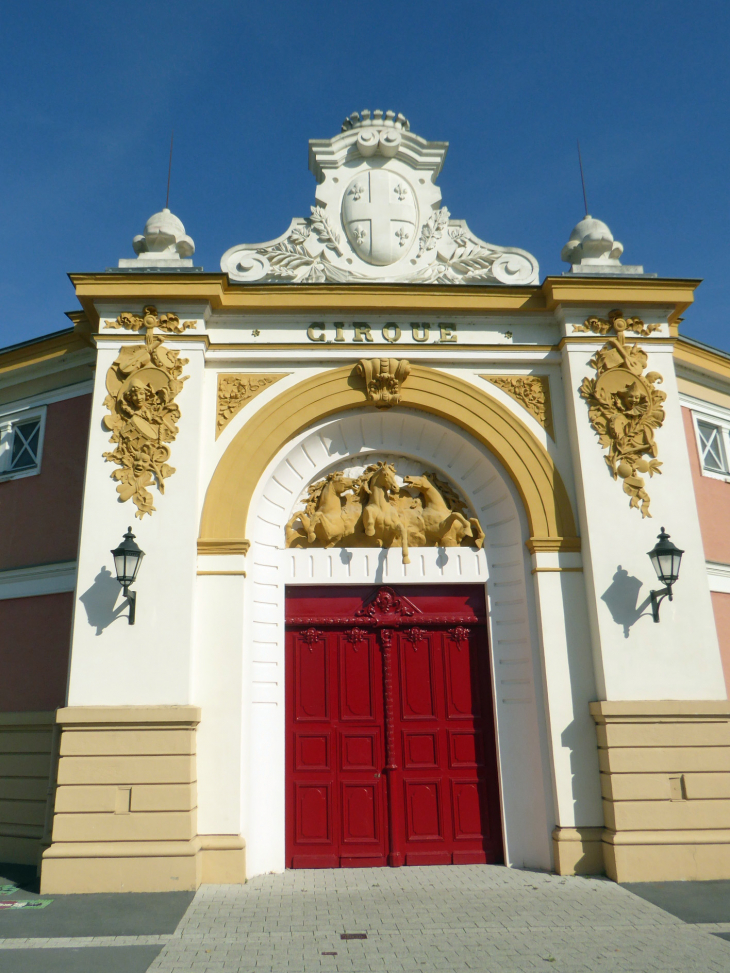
[590,700,730,722]
[56,706,201,726]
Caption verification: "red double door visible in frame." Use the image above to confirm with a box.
[285,585,503,868]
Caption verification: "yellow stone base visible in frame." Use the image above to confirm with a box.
[40,836,246,893]
[552,827,605,875]
[603,830,730,883]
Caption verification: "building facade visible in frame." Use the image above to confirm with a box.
[1,112,730,893]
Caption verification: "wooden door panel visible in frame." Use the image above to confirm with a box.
[340,730,379,771]
[404,780,444,841]
[451,780,489,839]
[443,632,481,720]
[295,632,328,721]
[339,632,376,721]
[402,731,439,769]
[399,630,436,720]
[448,731,484,769]
[296,734,330,771]
[295,783,331,843]
[341,783,380,844]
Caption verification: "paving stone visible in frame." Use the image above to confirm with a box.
[141,867,730,972]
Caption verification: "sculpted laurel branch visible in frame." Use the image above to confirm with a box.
[443,240,498,279]
[417,207,450,256]
[309,206,342,255]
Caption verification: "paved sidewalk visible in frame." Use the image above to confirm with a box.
[2,866,730,972]
[144,866,730,973]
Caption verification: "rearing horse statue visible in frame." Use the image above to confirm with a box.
[360,462,411,564]
[300,472,355,548]
[404,473,485,548]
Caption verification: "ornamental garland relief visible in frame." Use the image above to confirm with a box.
[216,373,286,437]
[104,305,196,334]
[578,316,665,518]
[483,375,553,438]
[572,308,660,338]
[103,327,188,518]
[285,461,485,565]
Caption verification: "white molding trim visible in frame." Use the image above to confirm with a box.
[680,395,730,483]
[707,561,730,594]
[680,392,730,426]
[0,380,94,419]
[0,561,77,600]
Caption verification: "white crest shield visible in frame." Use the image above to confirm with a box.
[341,170,418,266]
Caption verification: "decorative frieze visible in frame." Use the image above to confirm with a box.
[216,373,286,437]
[104,305,196,334]
[484,375,553,438]
[103,328,188,518]
[579,319,665,518]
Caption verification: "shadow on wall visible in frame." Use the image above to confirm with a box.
[601,565,652,638]
[78,566,129,635]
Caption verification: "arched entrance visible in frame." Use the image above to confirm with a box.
[232,407,558,877]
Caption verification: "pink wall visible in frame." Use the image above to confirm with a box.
[0,394,91,571]
[683,406,730,695]
[0,593,73,710]
[682,406,730,563]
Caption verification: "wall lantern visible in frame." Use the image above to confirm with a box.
[647,527,684,623]
[111,527,145,625]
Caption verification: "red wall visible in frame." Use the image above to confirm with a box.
[683,406,730,694]
[0,393,91,711]
[0,593,73,710]
[0,394,91,571]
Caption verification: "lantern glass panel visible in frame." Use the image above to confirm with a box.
[114,552,129,584]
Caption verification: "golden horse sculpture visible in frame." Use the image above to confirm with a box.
[285,462,485,563]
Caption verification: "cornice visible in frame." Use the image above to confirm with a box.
[674,337,730,385]
[541,276,700,323]
[69,273,702,329]
[0,330,94,377]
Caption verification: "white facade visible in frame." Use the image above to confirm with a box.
[60,113,727,882]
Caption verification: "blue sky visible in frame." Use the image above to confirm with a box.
[1,1,728,350]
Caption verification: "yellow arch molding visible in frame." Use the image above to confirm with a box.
[198,364,579,550]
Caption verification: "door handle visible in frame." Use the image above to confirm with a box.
[374,773,381,779]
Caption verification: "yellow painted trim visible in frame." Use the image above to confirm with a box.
[199,363,578,548]
[0,332,92,375]
[196,570,246,577]
[209,342,559,352]
[525,537,581,554]
[542,277,699,324]
[531,567,583,574]
[197,539,249,556]
[674,338,730,385]
[69,274,699,328]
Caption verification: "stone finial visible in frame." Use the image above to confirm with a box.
[119,208,196,269]
[561,215,643,275]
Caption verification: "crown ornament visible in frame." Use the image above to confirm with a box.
[341,110,410,132]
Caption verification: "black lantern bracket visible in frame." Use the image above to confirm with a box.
[111,527,145,625]
[647,527,684,623]
[649,584,672,623]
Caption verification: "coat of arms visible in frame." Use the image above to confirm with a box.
[341,170,417,265]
